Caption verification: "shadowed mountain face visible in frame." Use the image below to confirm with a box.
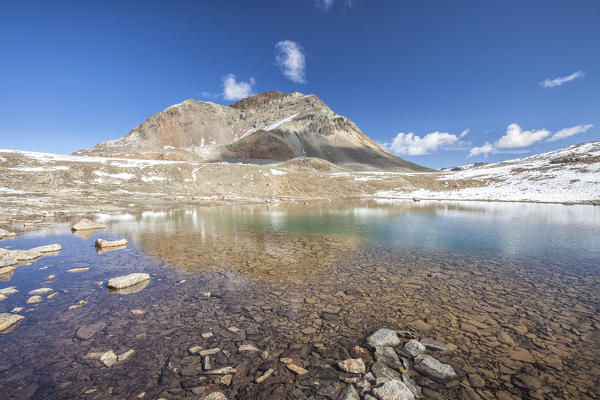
[76,91,429,171]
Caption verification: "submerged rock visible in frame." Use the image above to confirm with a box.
[72,219,105,231]
[28,287,53,295]
[76,322,106,340]
[0,249,17,268]
[0,287,18,295]
[419,338,448,351]
[67,267,90,273]
[95,238,128,249]
[12,249,42,261]
[0,313,24,333]
[413,354,457,381]
[367,329,401,348]
[108,273,150,289]
[0,266,16,280]
[26,295,42,304]
[372,379,415,400]
[100,350,117,367]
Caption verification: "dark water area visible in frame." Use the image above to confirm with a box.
[1,200,599,399]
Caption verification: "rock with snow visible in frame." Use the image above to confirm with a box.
[0,313,24,333]
[372,379,415,400]
[404,340,426,357]
[95,238,128,248]
[413,354,457,381]
[0,249,17,268]
[107,273,150,290]
[367,329,401,348]
[71,219,106,231]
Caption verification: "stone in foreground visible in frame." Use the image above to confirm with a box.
[413,354,457,381]
[404,339,426,357]
[0,313,24,333]
[72,219,106,231]
[107,273,150,290]
[338,358,366,374]
[372,379,415,400]
[95,238,128,248]
[367,328,401,348]
[0,249,17,268]
[338,384,360,400]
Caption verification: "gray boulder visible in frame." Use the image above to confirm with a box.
[367,329,401,348]
[413,354,457,381]
[338,384,360,400]
[375,346,404,371]
[372,379,415,400]
[404,340,425,357]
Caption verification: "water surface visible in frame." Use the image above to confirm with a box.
[1,200,599,399]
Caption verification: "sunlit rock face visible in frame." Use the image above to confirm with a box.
[76,91,428,172]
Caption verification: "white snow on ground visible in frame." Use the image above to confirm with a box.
[92,170,135,180]
[192,167,200,184]
[264,114,298,131]
[375,142,600,203]
[354,176,383,181]
[270,169,287,176]
[0,157,6,162]
[0,188,29,194]
[8,166,69,172]
[141,176,166,182]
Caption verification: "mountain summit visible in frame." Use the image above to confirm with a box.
[77,91,428,171]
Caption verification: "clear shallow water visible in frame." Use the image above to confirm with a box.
[1,200,599,399]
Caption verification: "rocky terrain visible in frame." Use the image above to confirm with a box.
[76,91,427,172]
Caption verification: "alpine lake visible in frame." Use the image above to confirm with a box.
[1,200,599,399]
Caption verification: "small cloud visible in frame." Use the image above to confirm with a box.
[547,124,593,142]
[201,91,219,100]
[275,40,306,83]
[468,142,495,157]
[315,0,335,11]
[495,123,550,148]
[540,71,584,88]
[459,129,470,138]
[222,74,255,101]
[384,131,458,155]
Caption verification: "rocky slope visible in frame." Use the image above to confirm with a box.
[377,142,600,203]
[76,91,428,172]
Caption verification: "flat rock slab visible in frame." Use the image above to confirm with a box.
[0,313,24,333]
[72,219,106,231]
[0,249,17,268]
[107,273,150,290]
[76,322,107,340]
[95,238,128,248]
[30,244,62,253]
[12,249,42,261]
[420,337,448,351]
[413,354,457,381]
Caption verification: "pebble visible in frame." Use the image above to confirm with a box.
[202,332,213,338]
[207,366,236,375]
[239,344,259,352]
[131,309,146,315]
[26,295,42,304]
[117,349,135,362]
[28,288,53,295]
[68,267,90,273]
[255,368,274,383]
[287,363,308,375]
[199,348,221,356]
[220,374,232,385]
[46,292,58,299]
[202,393,227,400]
[100,351,117,367]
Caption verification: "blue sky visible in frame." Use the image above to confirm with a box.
[0,0,598,168]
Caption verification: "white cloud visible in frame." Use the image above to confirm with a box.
[316,0,335,11]
[222,74,255,101]
[459,129,470,138]
[468,142,494,157]
[495,123,550,148]
[547,124,593,142]
[384,131,458,155]
[540,71,584,88]
[275,40,306,83]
